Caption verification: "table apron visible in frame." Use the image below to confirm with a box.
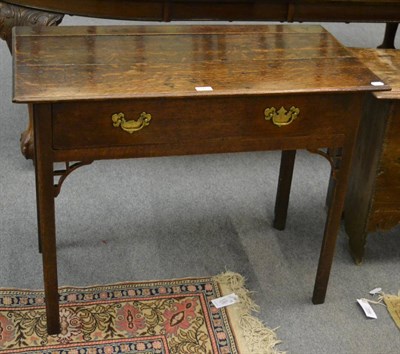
[51,93,361,161]
[51,134,345,162]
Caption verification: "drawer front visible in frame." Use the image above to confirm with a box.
[52,94,353,151]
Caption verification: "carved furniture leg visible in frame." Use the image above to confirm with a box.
[273,150,296,230]
[33,104,60,335]
[0,2,63,160]
[378,23,399,49]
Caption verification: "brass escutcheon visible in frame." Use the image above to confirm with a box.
[112,112,152,134]
[264,106,300,127]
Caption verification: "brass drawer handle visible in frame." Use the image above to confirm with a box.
[264,106,300,127]
[112,112,152,134]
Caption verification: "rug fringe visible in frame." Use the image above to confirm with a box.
[382,291,400,330]
[213,271,285,354]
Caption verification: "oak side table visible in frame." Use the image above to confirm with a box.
[344,49,400,264]
[12,24,387,334]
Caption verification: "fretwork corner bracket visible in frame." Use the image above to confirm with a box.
[53,161,93,197]
[307,148,342,180]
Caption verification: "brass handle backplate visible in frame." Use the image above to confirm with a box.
[264,106,300,127]
[112,112,152,134]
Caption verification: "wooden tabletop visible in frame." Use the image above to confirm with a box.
[350,48,400,100]
[13,25,389,103]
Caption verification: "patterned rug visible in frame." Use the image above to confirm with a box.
[384,293,400,330]
[0,272,282,353]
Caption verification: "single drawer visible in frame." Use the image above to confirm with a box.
[52,93,354,151]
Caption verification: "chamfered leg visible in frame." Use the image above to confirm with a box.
[312,144,351,304]
[325,148,342,209]
[33,104,60,335]
[273,150,296,230]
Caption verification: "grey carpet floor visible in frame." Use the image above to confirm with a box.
[1,17,399,354]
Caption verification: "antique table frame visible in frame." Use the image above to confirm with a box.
[12,24,388,334]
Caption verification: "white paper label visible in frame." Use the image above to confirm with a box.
[357,299,377,319]
[370,81,385,86]
[195,86,213,92]
[369,287,382,295]
[211,293,239,308]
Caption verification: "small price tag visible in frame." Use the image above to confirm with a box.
[211,293,239,309]
[370,81,385,87]
[195,86,213,92]
[369,287,382,295]
[357,299,377,319]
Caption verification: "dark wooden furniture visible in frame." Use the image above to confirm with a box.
[2,0,400,24]
[344,49,400,264]
[1,0,399,160]
[12,24,387,334]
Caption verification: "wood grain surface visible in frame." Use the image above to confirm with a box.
[13,25,389,103]
[350,49,400,99]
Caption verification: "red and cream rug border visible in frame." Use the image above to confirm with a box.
[0,272,283,353]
